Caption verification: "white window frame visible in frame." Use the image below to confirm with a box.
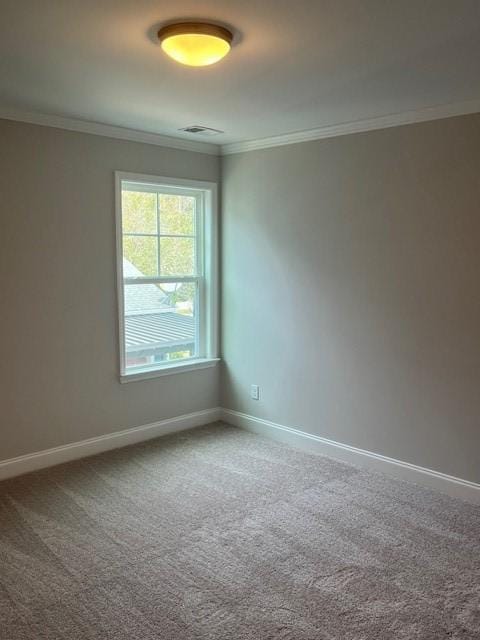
[115,171,219,382]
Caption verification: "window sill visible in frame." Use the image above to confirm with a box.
[120,358,220,383]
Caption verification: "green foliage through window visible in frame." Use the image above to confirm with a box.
[122,190,196,278]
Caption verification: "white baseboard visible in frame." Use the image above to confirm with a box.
[0,407,222,481]
[221,408,480,505]
[2,406,479,505]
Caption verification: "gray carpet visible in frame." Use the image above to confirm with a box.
[0,422,479,639]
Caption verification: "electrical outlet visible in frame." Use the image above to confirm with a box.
[250,384,259,400]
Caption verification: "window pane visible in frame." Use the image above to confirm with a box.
[124,281,196,370]
[159,194,195,236]
[122,191,157,234]
[160,237,195,276]
[123,236,158,277]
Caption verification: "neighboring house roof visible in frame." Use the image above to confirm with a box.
[123,258,170,316]
[125,312,194,354]
[123,258,194,355]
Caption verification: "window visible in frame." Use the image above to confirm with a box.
[115,172,218,381]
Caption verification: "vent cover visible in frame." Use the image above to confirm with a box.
[179,125,224,136]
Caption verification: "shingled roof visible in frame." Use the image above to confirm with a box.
[123,259,194,355]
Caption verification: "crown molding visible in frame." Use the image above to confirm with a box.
[221,98,480,155]
[2,98,480,158]
[0,107,220,156]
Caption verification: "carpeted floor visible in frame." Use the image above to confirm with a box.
[0,422,479,639]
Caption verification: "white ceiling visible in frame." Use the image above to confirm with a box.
[1,0,480,146]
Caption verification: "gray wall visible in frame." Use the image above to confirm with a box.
[0,119,220,460]
[221,113,480,483]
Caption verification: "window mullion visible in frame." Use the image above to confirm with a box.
[123,232,159,237]
[156,192,161,276]
[124,276,200,285]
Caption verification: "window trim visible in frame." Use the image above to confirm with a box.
[115,171,219,382]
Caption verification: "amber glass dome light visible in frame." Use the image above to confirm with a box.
[158,22,233,67]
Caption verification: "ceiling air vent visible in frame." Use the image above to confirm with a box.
[179,125,224,136]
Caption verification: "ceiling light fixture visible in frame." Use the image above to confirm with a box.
[158,22,233,67]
